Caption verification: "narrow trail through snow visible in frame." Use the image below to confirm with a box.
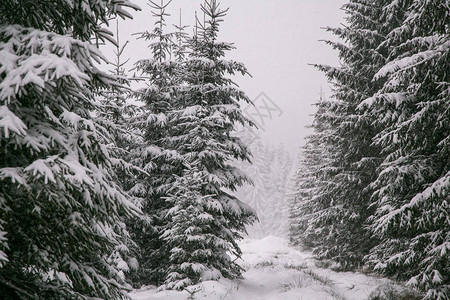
[130,236,402,300]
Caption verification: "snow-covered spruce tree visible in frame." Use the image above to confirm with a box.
[288,95,333,249]
[307,0,398,268]
[289,91,362,252]
[98,19,144,168]
[162,162,239,289]
[288,153,316,247]
[0,0,140,299]
[360,1,450,298]
[126,0,185,286]
[159,0,257,288]
[95,19,145,282]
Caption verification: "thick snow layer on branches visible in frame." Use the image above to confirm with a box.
[0,105,27,138]
[374,39,450,80]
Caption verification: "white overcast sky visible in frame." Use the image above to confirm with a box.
[102,0,346,156]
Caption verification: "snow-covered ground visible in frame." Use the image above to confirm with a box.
[130,236,410,300]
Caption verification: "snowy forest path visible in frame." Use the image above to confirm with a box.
[130,236,407,300]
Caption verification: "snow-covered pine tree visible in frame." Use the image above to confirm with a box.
[307,0,393,268]
[98,19,144,169]
[125,0,181,286]
[181,0,255,193]
[360,1,450,298]
[162,162,243,290]
[288,95,332,249]
[288,153,316,247]
[95,19,145,283]
[160,0,257,287]
[0,0,140,299]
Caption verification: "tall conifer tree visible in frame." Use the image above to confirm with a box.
[126,0,180,286]
[362,1,450,298]
[291,1,449,298]
[96,19,145,283]
[160,0,256,288]
[289,94,334,249]
[0,0,140,298]
[306,0,388,268]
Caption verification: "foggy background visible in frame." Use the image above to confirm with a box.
[102,0,346,156]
